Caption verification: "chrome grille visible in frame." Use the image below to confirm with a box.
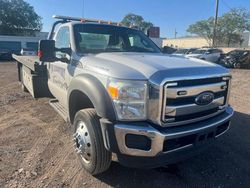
[162,77,230,127]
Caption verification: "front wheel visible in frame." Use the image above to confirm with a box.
[72,108,111,175]
[234,63,241,69]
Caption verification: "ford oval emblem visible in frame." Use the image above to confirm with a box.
[195,92,214,106]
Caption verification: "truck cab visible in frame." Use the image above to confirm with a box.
[14,15,234,175]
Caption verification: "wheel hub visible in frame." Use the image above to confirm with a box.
[73,121,92,163]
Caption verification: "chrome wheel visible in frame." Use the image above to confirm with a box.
[73,121,92,163]
[73,109,111,174]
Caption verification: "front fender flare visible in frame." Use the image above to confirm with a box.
[67,74,116,122]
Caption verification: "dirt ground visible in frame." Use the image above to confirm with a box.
[0,61,250,188]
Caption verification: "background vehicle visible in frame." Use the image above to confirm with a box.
[173,48,197,56]
[173,48,189,56]
[186,48,223,63]
[221,49,250,69]
[185,47,198,54]
[13,15,234,175]
[20,48,37,56]
[0,49,12,60]
[162,46,177,54]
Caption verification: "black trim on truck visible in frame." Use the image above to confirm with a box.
[100,118,120,153]
[117,142,208,168]
[67,74,116,123]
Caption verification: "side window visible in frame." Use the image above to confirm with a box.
[208,49,214,54]
[215,49,222,54]
[210,49,221,54]
[55,27,70,58]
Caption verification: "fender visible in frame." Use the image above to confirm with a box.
[67,74,116,122]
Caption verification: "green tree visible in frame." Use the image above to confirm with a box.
[187,8,250,47]
[186,18,215,46]
[0,0,42,36]
[219,8,250,47]
[121,13,153,33]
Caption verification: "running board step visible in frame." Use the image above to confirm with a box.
[49,99,68,122]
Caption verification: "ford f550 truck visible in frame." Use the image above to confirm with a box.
[13,15,234,175]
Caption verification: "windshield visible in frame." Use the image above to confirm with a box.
[174,49,188,54]
[74,24,161,54]
[192,49,206,54]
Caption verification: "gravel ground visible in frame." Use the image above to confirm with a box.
[0,61,250,188]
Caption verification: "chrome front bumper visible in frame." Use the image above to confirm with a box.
[114,106,234,157]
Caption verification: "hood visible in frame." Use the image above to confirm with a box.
[81,52,229,81]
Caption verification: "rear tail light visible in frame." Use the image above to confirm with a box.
[37,50,43,58]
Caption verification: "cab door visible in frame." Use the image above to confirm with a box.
[48,26,72,108]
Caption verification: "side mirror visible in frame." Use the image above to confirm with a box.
[39,40,56,62]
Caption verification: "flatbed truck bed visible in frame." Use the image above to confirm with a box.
[13,54,52,98]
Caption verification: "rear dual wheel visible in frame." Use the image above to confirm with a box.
[73,108,111,175]
[20,67,28,92]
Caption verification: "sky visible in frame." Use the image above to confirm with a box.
[25,0,250,38]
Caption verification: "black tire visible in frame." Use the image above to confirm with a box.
[19,67,28,92]
[234,63,241,69]
[20,66,24,83]
[73,108,111,175]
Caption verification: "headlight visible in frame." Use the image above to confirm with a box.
[107,79,147,120]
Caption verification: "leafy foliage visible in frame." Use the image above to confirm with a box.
[121,13,153,33]
[187,18,214,46]
[0,0,42,36]
[218,8,250,46]
[187,8,250,47]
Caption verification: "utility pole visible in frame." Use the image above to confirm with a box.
[174,28,177,39]
[212,0,219,47]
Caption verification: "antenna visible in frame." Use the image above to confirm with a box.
[174,28,178,39]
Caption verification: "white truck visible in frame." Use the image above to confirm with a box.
[13,15,234,175]
[186,48,223,63]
